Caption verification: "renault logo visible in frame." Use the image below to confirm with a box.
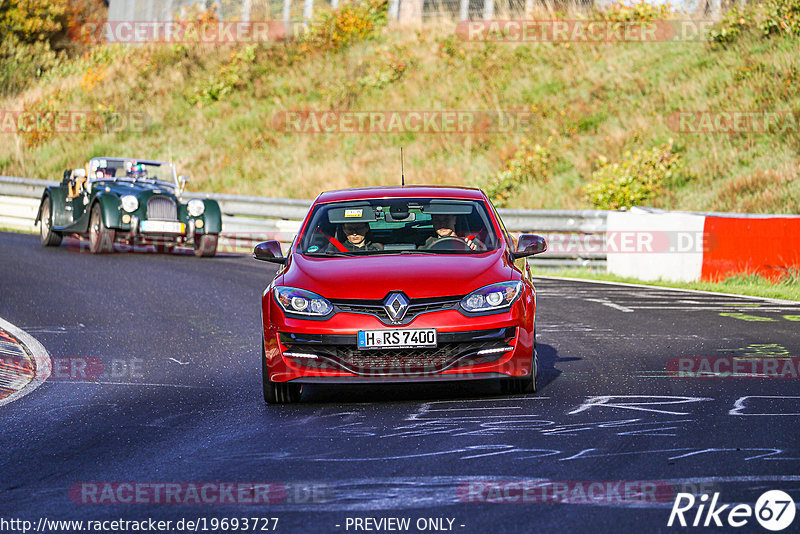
[384,292,410,322]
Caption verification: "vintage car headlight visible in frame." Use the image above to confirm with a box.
[120,195,139,213]
[460,281,522,313]
[187,199,205,217]
[273,287,333,317]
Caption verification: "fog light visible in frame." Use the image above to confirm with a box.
[122,214,131,224]
[196,219,204,229]
[284,352,319,359]
[476,346,514,355]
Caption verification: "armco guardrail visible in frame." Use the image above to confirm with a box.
[0,176,609,267]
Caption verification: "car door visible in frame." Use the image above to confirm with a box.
[59,169,85,227]
[70,183,90,225]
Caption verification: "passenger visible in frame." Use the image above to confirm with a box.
[423,214,480,250]
[331,222,383,252]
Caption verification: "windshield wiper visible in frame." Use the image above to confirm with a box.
[305,251,357,257]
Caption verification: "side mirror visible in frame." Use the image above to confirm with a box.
[179,175,190,185]
[253,240,286,264]
[511,234,547,259]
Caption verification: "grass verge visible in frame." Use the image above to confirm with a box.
[533,267,800,301]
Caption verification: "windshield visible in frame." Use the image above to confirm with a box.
[298,198,501,256]
[89,158,176,187]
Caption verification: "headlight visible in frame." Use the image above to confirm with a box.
[120,195,139,213]
[460,281,522,313]
[273,287,333,317]
[187,199,205,217]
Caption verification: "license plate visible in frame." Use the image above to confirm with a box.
[140,220,185,234]
[357,328,437,349]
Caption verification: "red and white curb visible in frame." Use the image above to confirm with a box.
[0,317,51,406]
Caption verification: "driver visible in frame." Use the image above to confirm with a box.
[329,222,383,252]
[423,214,480,250]
[127,163,148,179]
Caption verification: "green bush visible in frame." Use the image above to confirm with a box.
[0,35,61,96]
[593,0,672,22]
[486,139,552,207]
[583,143,681,210]
[763,0,800,36]
[299,0,388,53]
[0,0,68,44]
[187,45,257,105]
[0,0,107,96]
[709,7,759,44]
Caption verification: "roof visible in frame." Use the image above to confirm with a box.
[314,185,486,204]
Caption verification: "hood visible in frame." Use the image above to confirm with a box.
[281,250,514,300]
[91,181,177,198]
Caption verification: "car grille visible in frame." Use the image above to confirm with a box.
[147,195,177,220]
[280,327,516,376]
[330,296,462,325]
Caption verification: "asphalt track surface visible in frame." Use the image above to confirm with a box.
[1,230,799,534]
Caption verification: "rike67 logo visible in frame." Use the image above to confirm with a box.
[668,490,796,531]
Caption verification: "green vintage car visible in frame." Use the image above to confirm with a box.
[35,157,222,256]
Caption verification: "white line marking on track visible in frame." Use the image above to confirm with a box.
[0,316,51,407]
[584,298,635,313]
[730,396,800,416]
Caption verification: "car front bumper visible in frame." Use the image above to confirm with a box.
[262,294,536,383]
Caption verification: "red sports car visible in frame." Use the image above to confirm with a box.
[254,186,547,403]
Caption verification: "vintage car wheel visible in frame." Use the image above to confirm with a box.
[194,234,218,257]
[88,204,116,254]
[262,342,302,404]
[39,197,62,247]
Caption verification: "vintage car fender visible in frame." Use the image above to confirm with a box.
[35,187,71,228]
[92,192,124,230]
[198,198,222,234]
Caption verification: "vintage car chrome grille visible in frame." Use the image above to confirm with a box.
[147,195,177,220]
[280,328,517,376]
[330,296,462,325]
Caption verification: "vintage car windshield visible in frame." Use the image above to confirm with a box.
[298,198,501,256]
[89,158,176,187]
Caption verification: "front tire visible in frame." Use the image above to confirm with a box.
[501,330,538,395]
[88,204,116,254]
[262,341,302,404]
[194,234,218,257]
[39,197,62,247]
